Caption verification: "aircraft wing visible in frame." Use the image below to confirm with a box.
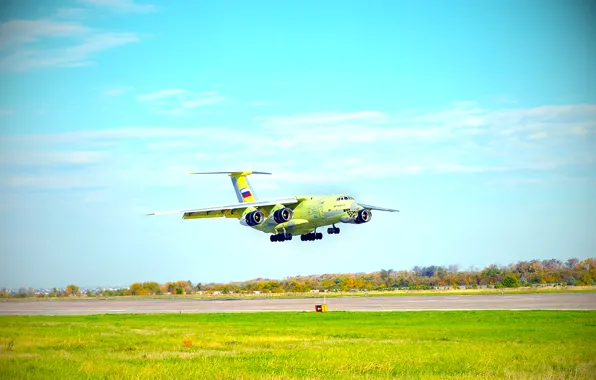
[359,203,399,212]
[147,197,299,220]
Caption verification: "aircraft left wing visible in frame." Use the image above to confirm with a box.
[359,203,399,212]
[147,197,299,220]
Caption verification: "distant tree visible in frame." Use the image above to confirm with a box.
[501,276,520,288]
[51,256,593,299]
[65,284,80,296]
[144,282,161,295]
[542,259,563,270]
[415,265,445,278]
[566,258,579,269]
[271,286,284,293]
[380,269,394,287]
[130,282,145,295]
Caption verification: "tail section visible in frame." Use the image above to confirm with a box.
[189,171,271,203]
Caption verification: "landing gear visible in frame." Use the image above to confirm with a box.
[327,225,340,234]
[300,232,323,241]
[270,233,293,242]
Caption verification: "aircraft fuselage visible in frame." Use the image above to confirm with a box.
[244,194,371,237]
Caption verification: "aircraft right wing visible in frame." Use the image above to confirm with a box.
[147,197,299,220]
[359,203,399,212]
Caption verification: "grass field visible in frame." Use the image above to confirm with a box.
[1,311,595,379]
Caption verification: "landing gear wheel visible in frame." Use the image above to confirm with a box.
[334,227,340,234]
[271,234,288,242]
[327,227,333,234]
[316,232,323,240]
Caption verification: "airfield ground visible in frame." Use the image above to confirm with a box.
[1,311,594,379]
[1,292,595,315]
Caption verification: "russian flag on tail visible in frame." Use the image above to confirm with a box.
[240,188,252,199]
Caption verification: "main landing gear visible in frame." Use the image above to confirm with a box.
[270,233,292,242]
[327,225,340,234]
[301,232,323,241]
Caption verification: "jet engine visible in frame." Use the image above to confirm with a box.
[242,210,265,227]
[273,207,293,224]
[355,209,372,224]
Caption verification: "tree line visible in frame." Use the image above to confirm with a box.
[1,257,594,298]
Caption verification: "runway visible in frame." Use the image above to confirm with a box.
[1,293,594,316]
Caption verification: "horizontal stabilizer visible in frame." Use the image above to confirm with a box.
[189,171,271,175]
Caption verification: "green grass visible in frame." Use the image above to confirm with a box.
[1,311,595,379]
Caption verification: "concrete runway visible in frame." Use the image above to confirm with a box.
[1,293,594,315]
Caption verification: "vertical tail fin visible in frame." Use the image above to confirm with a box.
[189,171,271,203]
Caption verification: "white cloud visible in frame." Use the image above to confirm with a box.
[137,89,226,115]
[568,125,592,136]
[0,19,87,48]
[1,32,140,72]
[104,86,133,96]
[0,150,106,166]
[137,89,189,102]
[2,102,594,191]
[78,0,156,13]
[0,2,149,73]
[182,96,226,108]
[528,132,547,140]
[433,164,509,174]
[258,111,387,128]
[54,8,87,19]
[1,172,105,190]
[0,108,15,116]
[248,101,276,107]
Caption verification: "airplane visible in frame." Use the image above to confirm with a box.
[147,171,399,242]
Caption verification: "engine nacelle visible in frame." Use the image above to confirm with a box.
[355,209,372,224]
[273,207,293,224]
[241,210,265,227]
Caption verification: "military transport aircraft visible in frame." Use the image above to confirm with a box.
[148,171,399,242]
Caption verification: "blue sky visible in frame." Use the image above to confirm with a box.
[0,0,594,288]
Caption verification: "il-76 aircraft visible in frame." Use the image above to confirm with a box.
[148,171,398,242]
